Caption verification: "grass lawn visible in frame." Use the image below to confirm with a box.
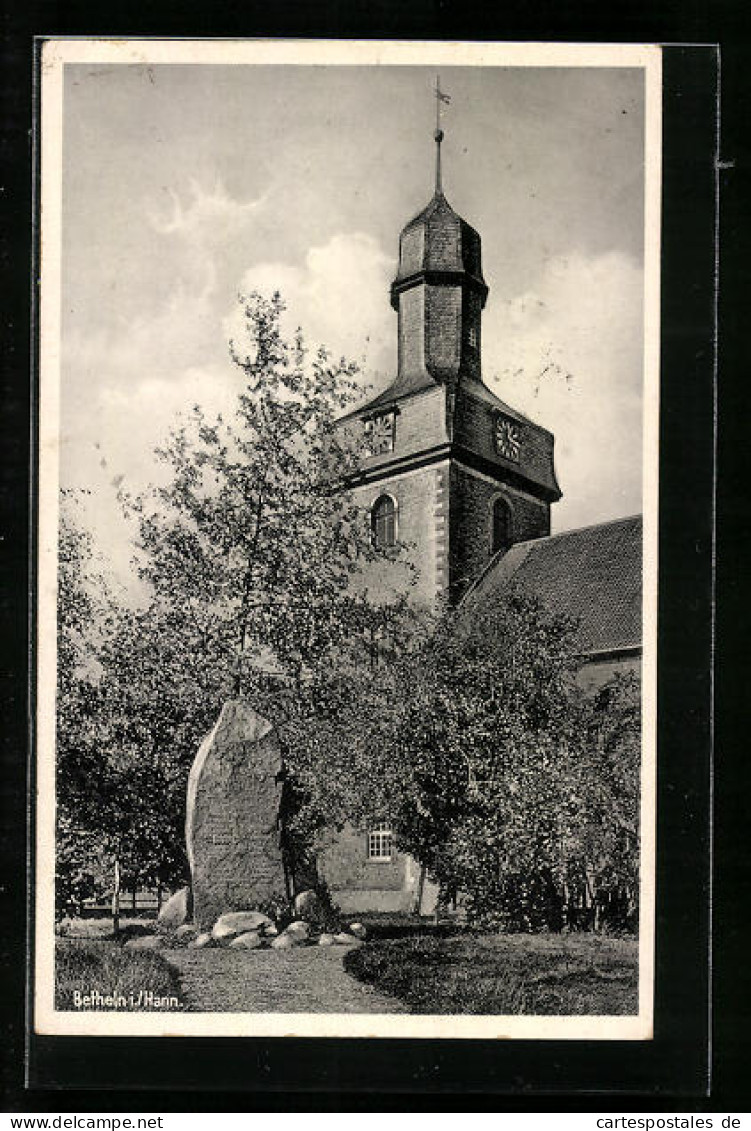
[343,931,638,1015]
[55,939,185,1011]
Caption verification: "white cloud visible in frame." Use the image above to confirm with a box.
[483,249,644,531]
[231,232,395,392]
[149,177,267,241]
[60,228,397,585]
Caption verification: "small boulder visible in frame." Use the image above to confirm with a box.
[175,923,197,940]
[349,922,367,940]
[124,934,162,951]
[270,932,295,950]
[211,910,273,941]
[293,889,324,921]
[285,920,310,940]
[157,886,190,931]
[188,932,212,949]
[318,933,336,947]
[334,931,363,947]
[262,923,279,937]
[230,931,263,950]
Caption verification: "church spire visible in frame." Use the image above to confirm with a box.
[434,75,450,196]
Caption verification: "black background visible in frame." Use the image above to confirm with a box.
[1,0,745,1111]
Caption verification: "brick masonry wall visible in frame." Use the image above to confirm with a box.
[454,387,559,497]
[398,286,426,378]
[461,288,483,382]
[340,386,446,474]
[349,461,448,605]
[449,462,550,598]
[317,826,439,914]
[317,825,407,892]
[576,654,641,693]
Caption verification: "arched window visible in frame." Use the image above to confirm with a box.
[371,494,396,550]
[491,496,512,556]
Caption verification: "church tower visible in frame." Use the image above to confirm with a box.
[341,85,561,605]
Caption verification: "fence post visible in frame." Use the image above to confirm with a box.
[111,856,121,936]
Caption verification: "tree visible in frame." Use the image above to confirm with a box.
[56,292,421,921]
[283,587,640,932]
[55,493,116,918]
[129,291,401,700]
[56,500,209,925]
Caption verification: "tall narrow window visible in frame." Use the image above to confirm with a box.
[491,497,512,556]
[372,495,396,550]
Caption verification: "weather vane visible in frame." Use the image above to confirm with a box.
[434,75,451,194]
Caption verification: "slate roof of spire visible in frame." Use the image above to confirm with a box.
[393,190,485,287]
[460,514,643,656]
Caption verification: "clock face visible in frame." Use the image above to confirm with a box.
[364,412,395,456]
[495,416,521,462]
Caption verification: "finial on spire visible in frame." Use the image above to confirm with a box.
[434,75,450,195]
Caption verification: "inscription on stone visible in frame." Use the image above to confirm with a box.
[186,700,287,930]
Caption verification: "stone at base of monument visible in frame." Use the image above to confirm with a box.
[186,701,288,930]
[271,931,301,949]
[293,889,324,921]
[318,932,336,947]
[157,886,190,931]
[211,910,273,940]
[285,920,311,940]
[334,931,364,947]
[230,931,263,949]
[188,932,213,949]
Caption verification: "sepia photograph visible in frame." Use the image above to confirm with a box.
[35,39,661,1040]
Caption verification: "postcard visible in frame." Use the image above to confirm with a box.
[35,38,661,1039]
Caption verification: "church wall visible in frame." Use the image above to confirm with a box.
[316,826,439,915]
[349,385,446,472]
[454,389,557,496]
[576,653,641,693]
[398,287,426,377]
[390,387,446,458]
[460,288,483,381]
[425,284,462,381]
[349,460,450,604]
[449,463,550,596]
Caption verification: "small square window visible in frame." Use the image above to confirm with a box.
[468,326,478,349]
[367,824,394,861]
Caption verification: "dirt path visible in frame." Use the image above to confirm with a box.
[164,944,405,1014]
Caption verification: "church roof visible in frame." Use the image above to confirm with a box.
[346,369,439,418]
[460,515,643,657]
[341,371,543,426]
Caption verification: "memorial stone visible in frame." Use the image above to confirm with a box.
[186,700,287,930]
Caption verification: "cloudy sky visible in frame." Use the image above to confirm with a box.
[59,60,646,579]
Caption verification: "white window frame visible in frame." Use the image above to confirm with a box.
[367,823,394,862]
